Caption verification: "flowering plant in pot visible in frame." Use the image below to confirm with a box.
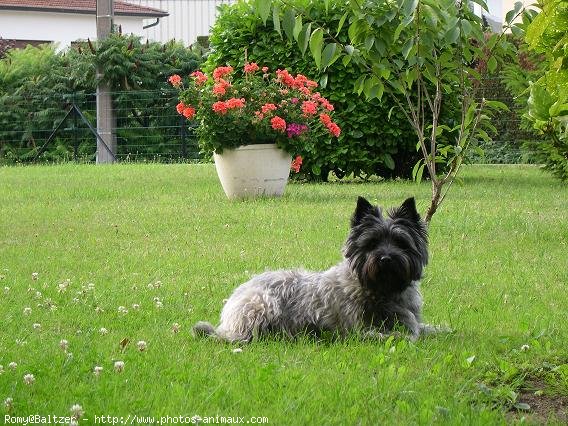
[168,63,341,198]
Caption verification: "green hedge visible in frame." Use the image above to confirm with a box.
[206,0,458,180]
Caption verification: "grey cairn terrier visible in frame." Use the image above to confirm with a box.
[194,196,447,343]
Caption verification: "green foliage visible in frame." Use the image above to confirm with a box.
[207,0,439,180]
[253,0,515,221]
[0,44,81,162]
[0,36,202,163]
[521,0,568,180]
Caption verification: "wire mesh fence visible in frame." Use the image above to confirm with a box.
[0,89,200,164]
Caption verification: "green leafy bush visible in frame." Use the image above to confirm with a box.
[502,0,568,180]
[206,0,458,180]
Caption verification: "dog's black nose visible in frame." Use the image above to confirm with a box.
[380,255,392,264]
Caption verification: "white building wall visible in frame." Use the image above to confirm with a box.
[129,0,234,45]
[0,10,145,49]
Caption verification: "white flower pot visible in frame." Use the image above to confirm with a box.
[213,144,292,199]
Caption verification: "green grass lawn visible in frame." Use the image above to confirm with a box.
[1,164,566,425]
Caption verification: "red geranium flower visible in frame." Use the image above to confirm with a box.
[301,100,318,116]
[168,74,182,87]
[225,98,246,109]
[182,106,196,120]
[212,101,228,115]
[244,62,260,74]
[271,116,286,132]
[291,155,303,173]
[261,103,277,114]
[191,71,208,86]
[212,66,233,81]
[319,113,332,125]
[327,122,341,137]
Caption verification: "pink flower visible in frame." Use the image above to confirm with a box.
[262,66,269,73]
[176,102,185,115]
[291,155,303,173]
[271,116,286,132]
[168,74,182,87]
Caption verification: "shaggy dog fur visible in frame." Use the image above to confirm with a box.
[194,196,445,343]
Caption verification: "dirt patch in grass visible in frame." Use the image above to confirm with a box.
[508,379,568,424]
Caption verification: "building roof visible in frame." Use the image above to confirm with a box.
[0,0,168,18]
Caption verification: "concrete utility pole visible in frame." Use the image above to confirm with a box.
[96,0,116,163]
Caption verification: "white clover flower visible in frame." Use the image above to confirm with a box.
[35,291,42,299]
[155,301,163,309]
[87,283,95,291]
[8,362,17,370]
[32,323,41,330]
[23,373,35,385]
[521,344,530,351]
[118,306,128,314]
[172,323,181,334]
[60,339,69,351]
[154,281,162,289]
[72,297,80,304]
[4,397,13,409]
[23,307,32,315]
[70,403,84,419]
[95,306,104,314]
[99,327,108,335]
[32,272,39,280]
[136,341,147,352]
[232,348,243,354]
[114,361,125,373]
[4,286,9,293]
[93,366,103,377]
[57,280,70,293]
[132,303,140,310]
[147,283,155,290]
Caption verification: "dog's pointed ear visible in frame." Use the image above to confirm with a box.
[351,196,380,226]
[392,197,421,222]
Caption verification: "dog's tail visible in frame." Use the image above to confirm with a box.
[193,321,217,338]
